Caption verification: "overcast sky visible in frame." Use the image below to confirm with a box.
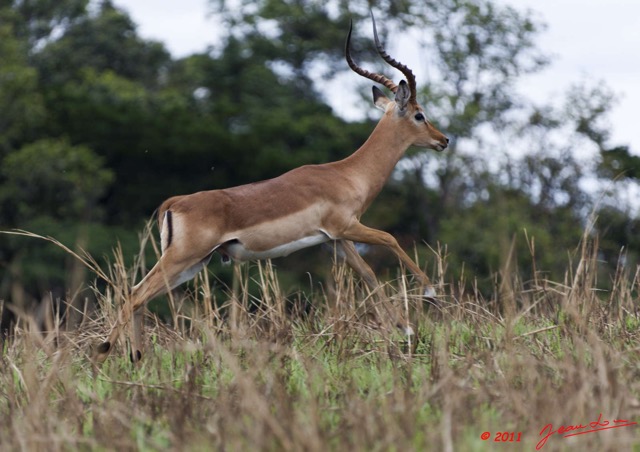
[112,0,639,153]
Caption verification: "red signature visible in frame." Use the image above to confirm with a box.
[536,413,638,450]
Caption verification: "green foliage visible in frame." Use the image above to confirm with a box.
[0,220,140,297]
[34,1,170,87]
[0,21,45,153]
[599,146,640,180]
[0,0,88,46]
[0,138,113,224]
[565,81,616,149]
[596,206,640,271]
[424,0,549,136]
[439,187,583,289]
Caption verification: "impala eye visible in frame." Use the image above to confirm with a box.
[414,113,425,121]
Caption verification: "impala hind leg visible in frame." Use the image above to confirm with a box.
[335,240,414,335]
[94,262,171,363]
[94,251,213,363]
[335,240,379,292]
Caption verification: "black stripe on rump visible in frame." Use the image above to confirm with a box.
[165,210,173,249]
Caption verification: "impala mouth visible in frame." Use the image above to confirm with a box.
[433,142,448,152]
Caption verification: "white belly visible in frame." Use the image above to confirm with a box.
[224,233,330,261]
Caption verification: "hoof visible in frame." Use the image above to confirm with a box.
[129,349,142,363]
[423,286,437,299]
[396,322,414,336]
[93,341,112,364]
[96,341,111,354]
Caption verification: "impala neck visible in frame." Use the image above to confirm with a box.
[341,115,413,209]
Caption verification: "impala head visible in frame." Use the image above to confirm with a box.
[346,15,449,152]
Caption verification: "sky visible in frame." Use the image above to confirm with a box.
[112,0,640,153]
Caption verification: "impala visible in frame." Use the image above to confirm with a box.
[95,15,448,363]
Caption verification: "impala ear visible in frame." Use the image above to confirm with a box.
[372,86,391,111]
[394,80,410,112]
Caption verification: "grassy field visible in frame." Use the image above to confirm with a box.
[1,232,640,451]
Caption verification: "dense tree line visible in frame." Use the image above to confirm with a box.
[1,0,638,329]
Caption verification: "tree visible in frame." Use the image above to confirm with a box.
[34,1,170,88]
[0,18,45,155]
[0,0,88,49]
[0,138,113,224]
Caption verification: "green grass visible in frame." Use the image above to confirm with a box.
[1,234,640,451]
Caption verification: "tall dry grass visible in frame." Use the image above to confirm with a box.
[1,227,639,451]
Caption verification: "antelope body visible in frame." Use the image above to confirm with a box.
[95,16,448,363]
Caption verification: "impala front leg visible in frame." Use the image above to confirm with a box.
[341,222,436,298]
[94,302,133,363]
[130,309,145,363]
